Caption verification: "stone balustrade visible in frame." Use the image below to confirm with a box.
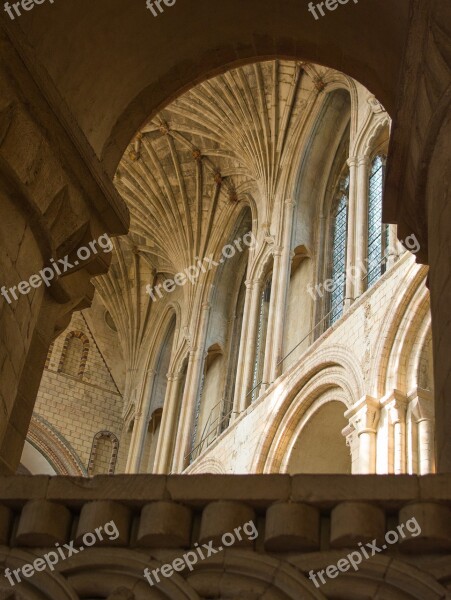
[0,474,450,553]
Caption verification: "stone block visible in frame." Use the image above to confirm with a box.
[136,501,192,548]
[399,502,451,553]
[264,502,320,552]
[75,500,131,547]
[15,499,71,546]
[330,502,385,548]
[199,501,256,548]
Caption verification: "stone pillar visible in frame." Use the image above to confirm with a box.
[171,302,210,472]
[344,157,358,308]
[262,199,296,384]
[125,370,156,473]
[383,390,408,474]
[427,116,451,473]
[0,31,129,473]
[345,396,380,474]
[153,371,184,474]
[381,1,450,471]
[410,388,435,475]
[232,278,262,413]
[354,157,370,298]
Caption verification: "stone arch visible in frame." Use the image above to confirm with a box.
[58,330,90,378]
[288,555,448,599]
[25,414,86,476]
[376,268,429,397]
[187,457,227,475]
[282,394,351,475]
[257,367,354,474]
[414,329,434,392]
[88,431,120,476]
[370,260,429,398]
[252,345,363,473]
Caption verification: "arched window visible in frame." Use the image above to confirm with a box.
[329,174,349,325]
[251,273,272,401]
[366,155,388,288]
[88,431,119,476]
[58,331,89,378]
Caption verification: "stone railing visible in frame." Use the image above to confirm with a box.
[0,475,450,598]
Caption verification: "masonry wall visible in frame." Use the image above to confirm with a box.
[186,253,432,476]
[27,311,124,474]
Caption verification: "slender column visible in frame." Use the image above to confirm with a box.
[410,388,435,475]
[171,302,211,472]
[233,279,262,412]
[354,157,370,298]
[125,370,156,473]
[384,391,408,475]
[345,396,380,474]
[153,371,184,473]
[232,279,255,416]
[344,157,358,308]
[262,199,296,383]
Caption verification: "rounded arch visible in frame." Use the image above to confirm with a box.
[187,457,227,474]
[371,260,429,397]
[58,330,90,378]
[283,395,351,475]
[25,414,86,476]
[88,431,120,476]
[257,366,355,474]
[413,328,433,392]
[252,344,363,473]
[288,554,448,600]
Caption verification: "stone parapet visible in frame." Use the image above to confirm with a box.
[0,474,450,554]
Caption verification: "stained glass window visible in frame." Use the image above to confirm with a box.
[329,175,349,325]
[367,156,388,288]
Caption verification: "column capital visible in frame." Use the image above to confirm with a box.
[357,156,371,168]
[347,156,358,168]
[345,395,380,434]
[408,387,435,422]
[381,389,408,424]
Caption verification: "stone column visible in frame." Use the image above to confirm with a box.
[426,113,451,473]
[262,199,296,384]
[232,279,262,413]
[153,371,184,474]
[125,370,156,473]
[410,388,436,475]
[383,390,408,474]
[354,157,370,298]
[345,396,380,474]
[344,157,358,308]
[171,302,210,472]
[0,32,129,474]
